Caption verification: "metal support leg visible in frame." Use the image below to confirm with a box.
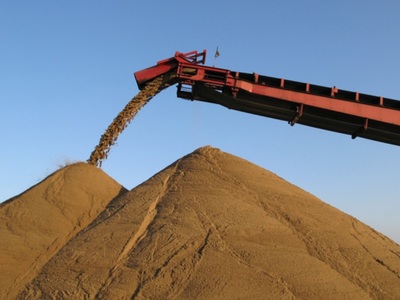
[352,119,369,139]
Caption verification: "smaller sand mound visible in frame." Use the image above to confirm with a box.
[0,163,127,300]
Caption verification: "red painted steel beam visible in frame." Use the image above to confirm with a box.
[234,80,400,126]
[173,62,400,126]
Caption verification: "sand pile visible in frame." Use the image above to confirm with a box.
[1,147,400,299]
[0,163,126,299]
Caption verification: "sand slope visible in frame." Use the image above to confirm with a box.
[15,147,400,299]
[0,163,126,299]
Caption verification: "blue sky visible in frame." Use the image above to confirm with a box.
[1,1,399,243]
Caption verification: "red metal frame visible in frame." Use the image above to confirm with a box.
[134,50,206,89]
[134,50,400,146]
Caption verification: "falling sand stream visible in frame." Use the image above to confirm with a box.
[87,73,175,167]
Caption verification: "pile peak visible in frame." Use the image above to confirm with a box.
[192,145,222,155]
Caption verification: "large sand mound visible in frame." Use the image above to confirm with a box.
[8,147,399,299]
[0,163,126,299]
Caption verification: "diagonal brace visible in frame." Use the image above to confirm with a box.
[289,104,304,126]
